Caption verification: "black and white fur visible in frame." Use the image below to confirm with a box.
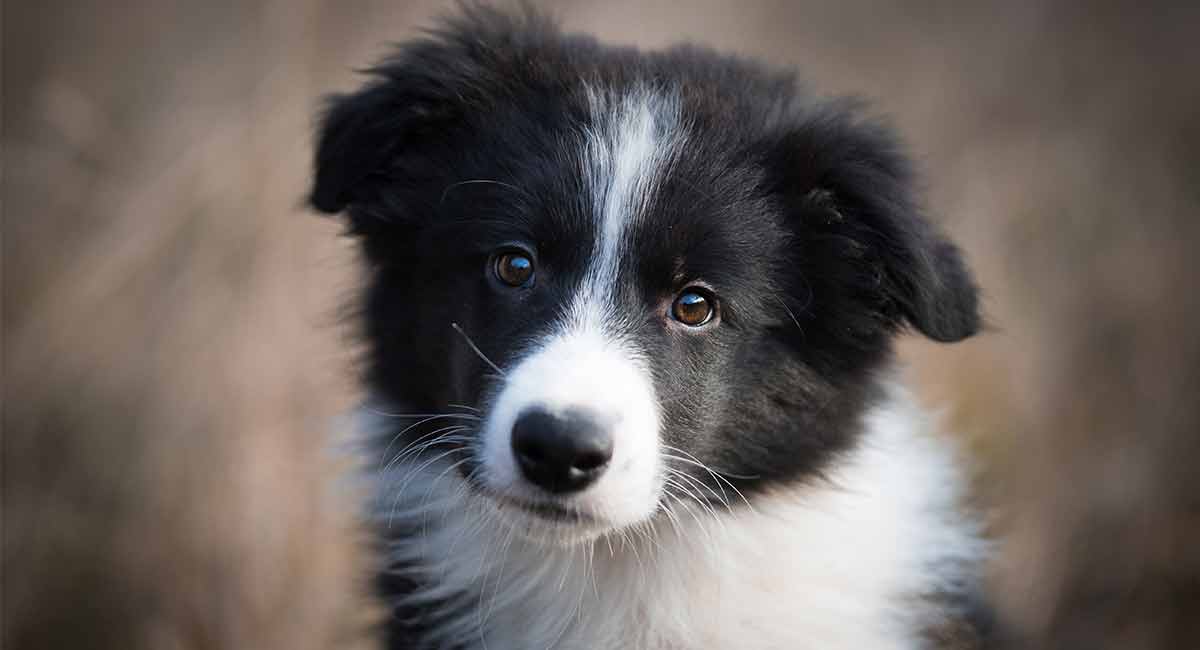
[311,6,990,649]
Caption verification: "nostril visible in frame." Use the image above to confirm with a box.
[515,443,546,466]
[572,450,609,472]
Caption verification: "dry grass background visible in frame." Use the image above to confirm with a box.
[5,1,1199,649]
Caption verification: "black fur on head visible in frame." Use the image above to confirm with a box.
[309,5,979,497]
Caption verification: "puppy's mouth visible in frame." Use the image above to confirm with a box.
[454,456,591,523]
[491,494,597,523]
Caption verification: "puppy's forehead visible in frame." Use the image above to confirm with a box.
[572,86,687,293]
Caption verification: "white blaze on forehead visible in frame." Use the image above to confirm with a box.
[477,88,685,531]
[580,86,686,317]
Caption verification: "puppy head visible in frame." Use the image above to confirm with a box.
[312,8,978,544]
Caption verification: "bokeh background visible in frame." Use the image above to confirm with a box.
[6,1,1199,648]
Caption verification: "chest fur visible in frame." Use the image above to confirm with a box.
[372,396,981,650]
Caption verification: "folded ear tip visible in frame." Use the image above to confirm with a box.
[308,85,395,218]
[906,239,981,342]
[917,280,981,343]
[309,184,347,214]
[914,303,980,342]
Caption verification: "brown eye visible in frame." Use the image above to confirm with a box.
[494,251,534,287]
[672,289,715,326]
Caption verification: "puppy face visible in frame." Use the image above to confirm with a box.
[311,10,978,544]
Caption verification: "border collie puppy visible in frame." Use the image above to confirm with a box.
[310,7,990,649]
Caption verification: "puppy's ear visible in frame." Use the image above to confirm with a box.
[309,7,552,216]
[309,70,459,216]
[767,106,980,343]
[309,84,404,215]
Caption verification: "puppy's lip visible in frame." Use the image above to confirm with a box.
[479,489,599,524]
[454,461,584,520]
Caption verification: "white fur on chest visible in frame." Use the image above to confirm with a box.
[368,388,981,650]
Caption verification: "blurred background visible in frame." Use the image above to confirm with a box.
[6,1,1199,648]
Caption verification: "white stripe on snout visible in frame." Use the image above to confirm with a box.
[479,88,685,533]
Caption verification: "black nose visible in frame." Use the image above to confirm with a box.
[511,408,614,493]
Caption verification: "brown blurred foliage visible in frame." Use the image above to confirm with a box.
[5,1,1199,649]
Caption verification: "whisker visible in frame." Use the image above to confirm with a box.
[658,491,686,539]
[666,470,726,523]
[626,529,645,575]
[439,178,527,205]
[662,475,719,545]
[663,454,732,508]
[668,464,732,511]
[420,456,473,536]
[586,540,599,601]
[378,415,472,472]
[385,433,471,472]
[382,425,470,474]
[451,322,506,376]
[661,445,760,480]
[367,406,480,420]
[388,446,466,525]
[662,445,759,514]
[775,294,807,340]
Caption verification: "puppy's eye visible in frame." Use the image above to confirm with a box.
[672,289,716,327]
[494,252,534,287]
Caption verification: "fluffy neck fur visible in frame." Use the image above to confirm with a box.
[362,383,982,650]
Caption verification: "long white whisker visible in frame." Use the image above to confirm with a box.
[377,414,475,472]
[451,322,506,375]
[672,468,730,517]
[664,471,725,541]
[384,422,469,463]
[664,480,719,552]
[665,459,732,510]
[658,491,685,540]
[586,539,599,601]
[388,446,467,526]
[661,444,760,480]
[385,436,470,477]
[419,457,473,536]
[382,425,470,474]
[368,407,481,419]
[662,489,696,548]
[662,446,758,514]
